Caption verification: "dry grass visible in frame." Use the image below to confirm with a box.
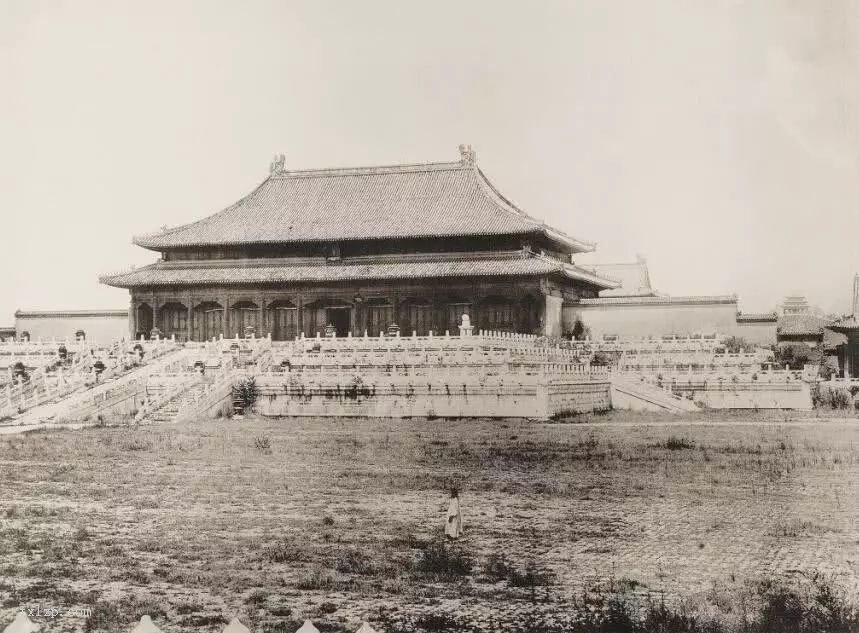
[0,412,858,632]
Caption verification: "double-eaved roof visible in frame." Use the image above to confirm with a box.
[133,157,595,253]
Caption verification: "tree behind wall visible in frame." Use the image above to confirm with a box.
[569,317,591,341]
[775,342,820,370]
[720,336,750,354]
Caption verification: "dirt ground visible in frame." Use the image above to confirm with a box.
[1,411,858,632]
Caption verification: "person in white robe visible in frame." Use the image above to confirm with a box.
[445,488,463,539]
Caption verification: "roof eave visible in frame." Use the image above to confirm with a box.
[132,236,166,252]
[543,228,596,254]
[560,264,619,290]
[133,228,562,251]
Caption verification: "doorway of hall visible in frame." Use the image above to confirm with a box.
[326,307,351,337]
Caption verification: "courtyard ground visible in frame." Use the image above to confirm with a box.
[0,411,858,632]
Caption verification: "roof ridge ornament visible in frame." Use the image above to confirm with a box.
[458,144,476,166]
[270,153,286,176]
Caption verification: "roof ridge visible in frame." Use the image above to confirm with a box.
[270,160,468,179]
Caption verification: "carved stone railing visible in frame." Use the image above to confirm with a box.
[173,366,240,424]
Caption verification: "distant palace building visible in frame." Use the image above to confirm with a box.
[567,257,778,345]
[100,147,618,341]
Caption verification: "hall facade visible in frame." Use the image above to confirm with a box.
[101,147,617,341]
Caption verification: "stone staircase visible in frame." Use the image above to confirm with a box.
[3,348,187,429]
[610,374,701,413]
[145,381,210,423]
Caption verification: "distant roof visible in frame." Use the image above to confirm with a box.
[583,261,655,298]
[15,309,128,319]
[823,327,848,350]
[736,312,778,323]
[777,314,829,337]
[100,251,617,289]
[577,295,737,307]
[134,153,595,254]
[828,316,859,334]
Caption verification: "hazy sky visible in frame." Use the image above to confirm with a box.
[2,0,857,323]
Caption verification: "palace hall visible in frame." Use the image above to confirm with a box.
[100,146,618,341]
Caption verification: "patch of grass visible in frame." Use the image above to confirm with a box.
[509,562,554,588]
[482,554,553,588]
[268,604,293,617]
[295,567,335,591]
[84,597,166,633]
[483,553,515,582]
[659,436,696,450]
[180,613,228,628]
[254,435,272,453]
[334,548,377,576]
[73,526,90,541]
[122,567,150,585]
[175,601,203,615]
[769,519,830,538]
[245,588,268,606]
[389,533,429,551]
[261,539,307,563]
[120,437,152,452]
[415,542,472,579]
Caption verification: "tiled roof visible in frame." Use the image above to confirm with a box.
[776,314,829,337]
[736,312,778,323]
[584,261,655,297]
[133,160,595,253]
[823,327,848,350]
[100,251,616,289]
[576,295,737,307]
[827,317,859,334]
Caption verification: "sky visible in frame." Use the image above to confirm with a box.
[1,0,857,323]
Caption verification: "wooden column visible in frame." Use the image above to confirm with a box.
[258,294,265,337]
[129,297,137,340]
[222,294,230,338]
[152,298,160,337]
[186,294,193,342]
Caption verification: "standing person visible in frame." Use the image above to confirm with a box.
[445,488,463,539]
